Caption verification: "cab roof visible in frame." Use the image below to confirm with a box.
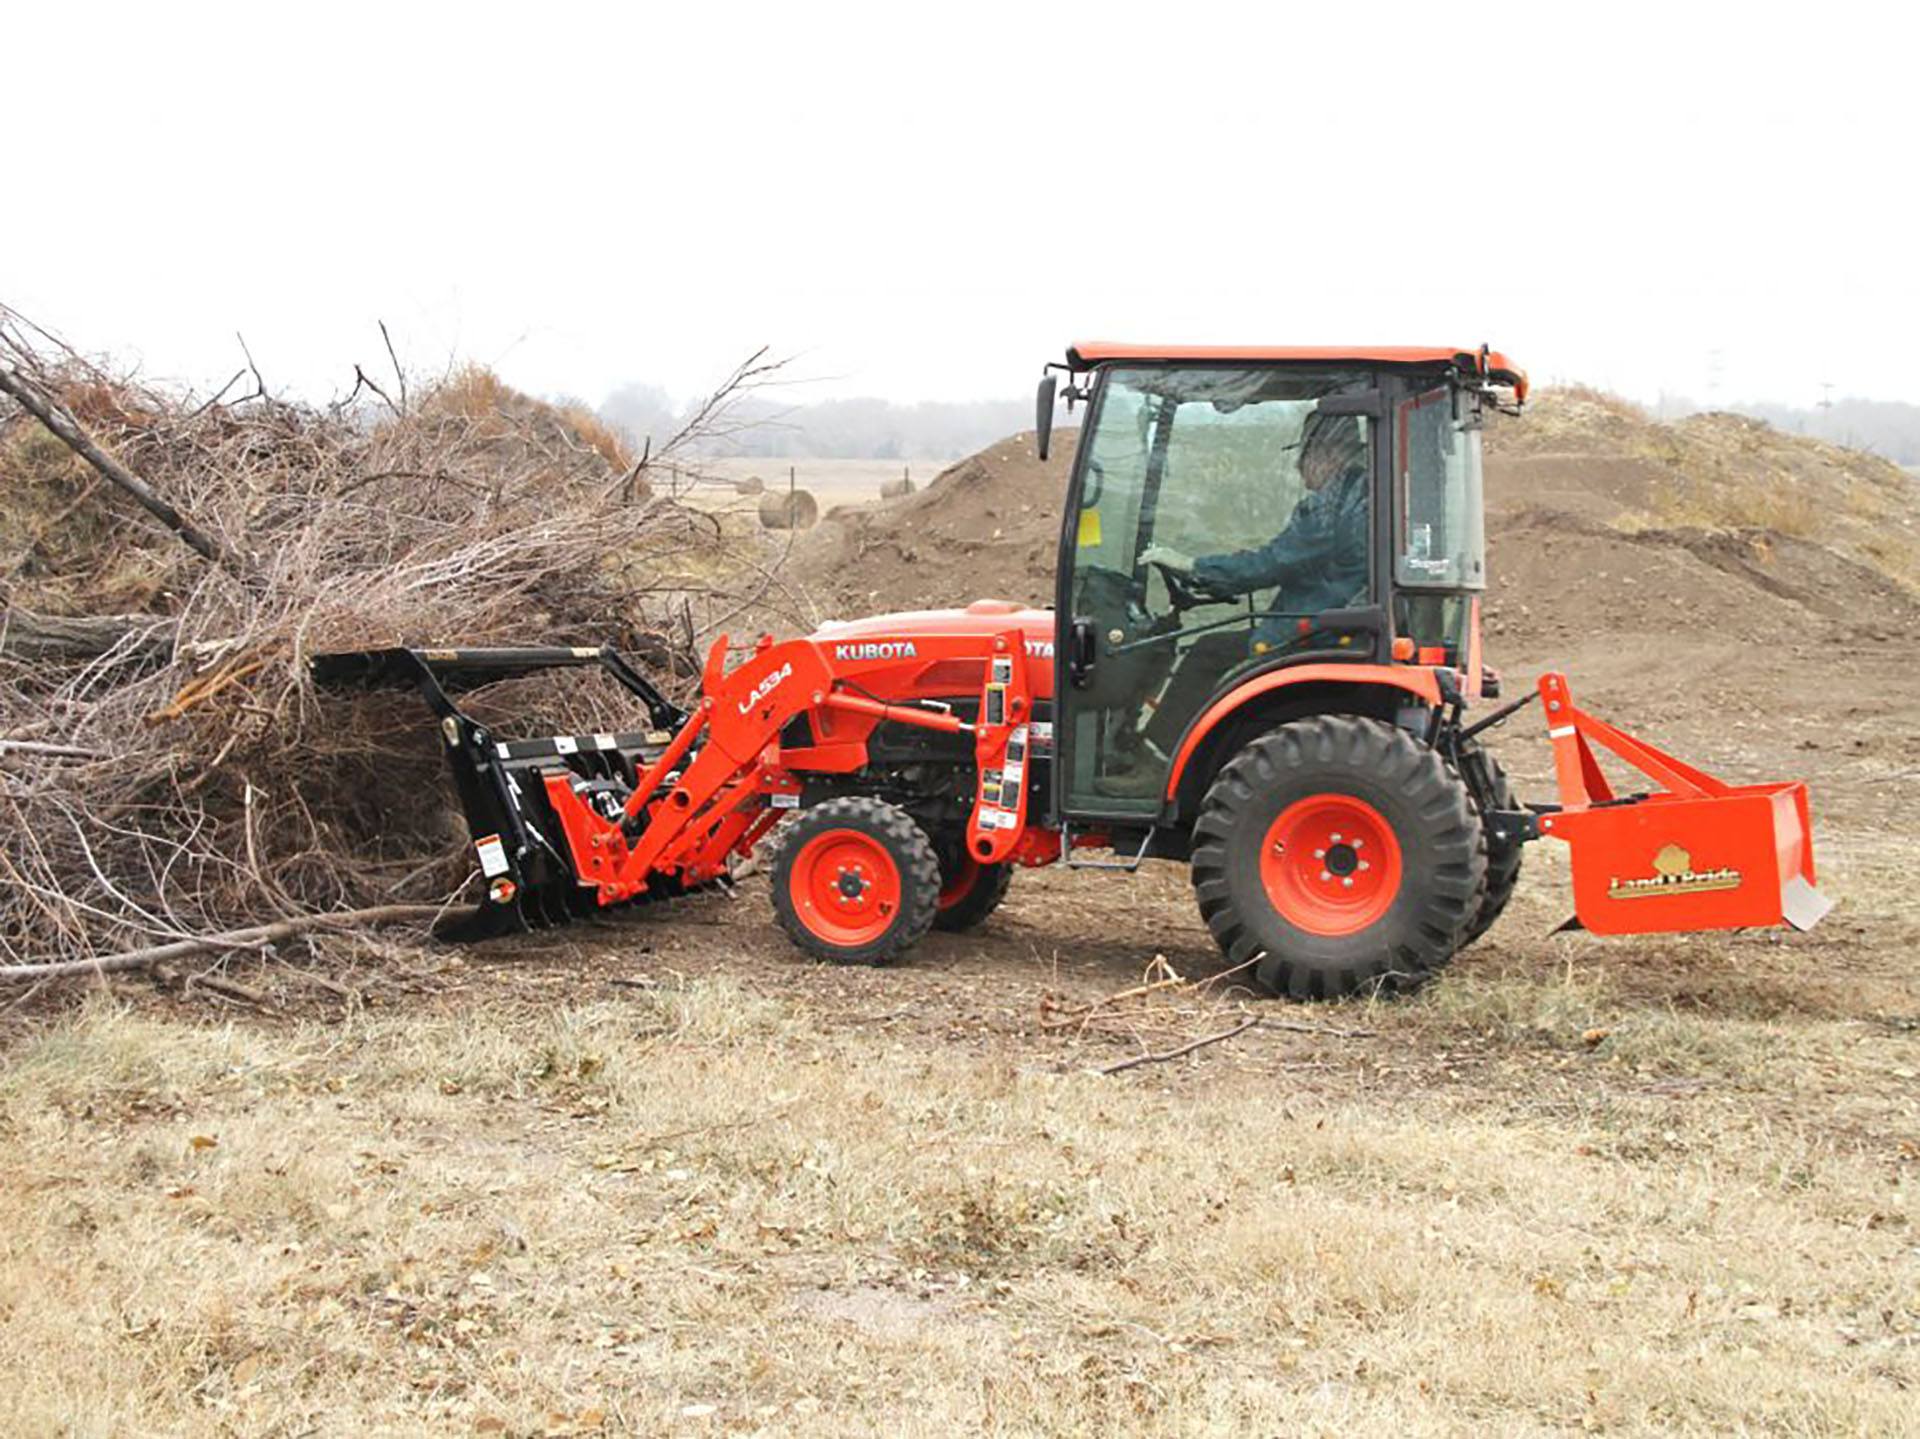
[1066,342,1526,395]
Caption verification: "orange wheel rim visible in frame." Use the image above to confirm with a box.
[1259,794,1403,936]
[937,856,980,911]
[790,828,903,945]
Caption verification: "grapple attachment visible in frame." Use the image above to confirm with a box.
[1535,672,1830,935]
[310,645,690,938]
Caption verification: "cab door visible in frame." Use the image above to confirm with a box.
[1054,364,1379,818]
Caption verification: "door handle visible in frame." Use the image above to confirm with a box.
[1068,618,1098,686]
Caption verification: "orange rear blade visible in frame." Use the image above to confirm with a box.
[1535,674,1830,936]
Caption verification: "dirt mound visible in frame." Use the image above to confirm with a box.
[788,430,1074,616]
[1485,388,1918,590]
[1480,389,1920,663]
[1474,394,1919,809]
[786,393,1917,639]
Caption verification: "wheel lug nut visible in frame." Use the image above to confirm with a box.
[1342,877,1354,888]
[1313,848,1326,859]
[1358,860,1370,871]
[1319,870,1331,882]
[1330,833,1342,843]
[1352,839,1363,849]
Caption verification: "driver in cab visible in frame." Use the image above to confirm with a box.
[1140,411,1370,635]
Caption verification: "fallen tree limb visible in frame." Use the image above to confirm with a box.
[0,607,178,663]
[1098,1015,1262,1075]
[1040,973,1187,1030]
[0,359,234,569]
[188,970,274,1009]
[1262,1018,1377,1040]
[0,739,112,761]
[276,965,362,1003]
[0,903,445,982]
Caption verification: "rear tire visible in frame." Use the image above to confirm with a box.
[932,854,1013,933]
[770,798,940,965]
[1459,744,1524,949]
[1191,716,1485,999]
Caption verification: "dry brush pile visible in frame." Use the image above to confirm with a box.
[0,310,787,973]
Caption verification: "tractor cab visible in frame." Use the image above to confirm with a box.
[1037,344,1526,821]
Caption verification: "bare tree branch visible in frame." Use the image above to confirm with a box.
[0,904,446,982]
[379,320,409,412]
[0,359,235,569]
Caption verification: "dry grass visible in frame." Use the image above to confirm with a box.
[1646,473,1821,539]
[2,916,1913,1436]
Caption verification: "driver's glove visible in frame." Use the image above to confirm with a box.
[1140,544,1195,573]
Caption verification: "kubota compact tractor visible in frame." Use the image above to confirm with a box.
[315,344,1830,998]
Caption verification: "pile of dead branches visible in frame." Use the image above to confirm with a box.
[0,307,795,974]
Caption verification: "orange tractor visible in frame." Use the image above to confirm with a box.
[316,344,1829,997]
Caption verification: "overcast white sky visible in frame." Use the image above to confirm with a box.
[7,3,1916,412]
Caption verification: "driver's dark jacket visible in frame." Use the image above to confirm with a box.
[1190,462,1369,646]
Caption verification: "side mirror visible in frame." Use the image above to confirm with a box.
[1035,373,1057,460]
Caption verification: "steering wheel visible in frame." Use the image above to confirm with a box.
[1148,559,1230,612]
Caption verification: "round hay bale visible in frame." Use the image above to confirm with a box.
[878,476,916,499]
[734,474,766,496]
[758,489,819,530]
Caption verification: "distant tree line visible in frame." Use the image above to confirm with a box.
[598,376,1920,469]
[1653,391,1920,467]
[597,383,1035,461]
[1728,398,1920,466]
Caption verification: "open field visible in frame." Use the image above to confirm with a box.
[687,458,954,514]
[3,813,1915,1435]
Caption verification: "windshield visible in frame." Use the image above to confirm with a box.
[1395,387,1485,589]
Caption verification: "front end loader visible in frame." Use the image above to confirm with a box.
[314,343,1829,998]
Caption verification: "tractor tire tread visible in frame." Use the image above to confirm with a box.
[932,859,1014,933]
[1190,715,1485,1000]
[1458,744,1524,949]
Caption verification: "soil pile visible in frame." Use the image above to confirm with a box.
[786,392,1918,654]
[787,430,1075,617]
[1477,392,1920,709]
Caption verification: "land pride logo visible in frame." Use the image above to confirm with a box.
[1608,844,1742,900]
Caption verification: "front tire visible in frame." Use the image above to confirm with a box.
[1190,716,1485,998]
[932,854,1013,933]
[770,798,940,965]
